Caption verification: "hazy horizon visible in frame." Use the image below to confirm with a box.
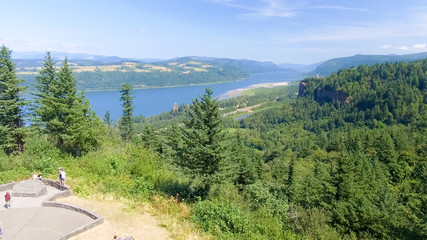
[2,0,427,64]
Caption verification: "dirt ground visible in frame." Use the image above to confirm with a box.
[60,194,172,240]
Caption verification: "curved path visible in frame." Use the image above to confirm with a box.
[0,181,101,240]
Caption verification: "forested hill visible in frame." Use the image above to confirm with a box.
[189,56,286,74]
[235,59,426,239]
[14,54,287,91]
[17,57,249,91]
[130,59,427,239]
[300,59,427,125]
[312,51,427,76]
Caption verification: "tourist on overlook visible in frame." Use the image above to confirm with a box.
[58,167,62,184]
[60,168,66,185]
[4,192,11,209]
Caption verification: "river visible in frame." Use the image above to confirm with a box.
[85,71,304,121]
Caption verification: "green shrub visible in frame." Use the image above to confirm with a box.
[191,200,251,236]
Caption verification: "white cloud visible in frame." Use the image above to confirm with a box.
[380,44,392,49]
[396,46,409,50]
[413,43,426,49]
[208,0,370,20]
[207,0,297,19]
[312,5,368,12]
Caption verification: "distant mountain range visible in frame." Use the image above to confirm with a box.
[12,51,287,74]
[278,62,321,72]
[311,52,427,76]
[12,50,427,91]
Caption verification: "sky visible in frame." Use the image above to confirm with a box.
[1,0,427,64]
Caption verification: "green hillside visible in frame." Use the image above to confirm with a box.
[2,45,426,240]
[138,59,427,239]
[17,57,248,91]
[312,52,427,76]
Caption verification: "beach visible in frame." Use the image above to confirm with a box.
[219,81,289,99]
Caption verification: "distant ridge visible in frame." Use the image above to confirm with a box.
[312,52,427,76]
[12,51,163,63]
[189,56,285,74]
[12,51,287,75]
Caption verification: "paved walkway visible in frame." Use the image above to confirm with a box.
[0,184,98,240]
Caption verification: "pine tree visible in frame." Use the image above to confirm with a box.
[104,110,112,127]
[119,84,134,142]
[32,52,56,128]
[61,94,103,156]
[0,46,28,153]
[46,58,76,144]
[179,87,225,198]
[33,55,103,155]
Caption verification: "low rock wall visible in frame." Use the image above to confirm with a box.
[1,178,103,240]
[0,181,17,191]
[42,201,103,240]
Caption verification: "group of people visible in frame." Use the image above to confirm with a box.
[0,168,68,238]
[58,167,66,185]
[32,172,42,180]
[114,233,133,240]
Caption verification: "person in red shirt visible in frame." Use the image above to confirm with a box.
[4,192,11,209]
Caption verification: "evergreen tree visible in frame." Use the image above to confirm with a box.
[179,87,225,198]
[32,52,56,128]
[33,55,103,155]
[104,110,112,127]
[0,46,28,153]
[119,83,134,141]
[61,94,103,156]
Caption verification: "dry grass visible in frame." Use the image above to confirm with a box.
[149,65,172,72]
[17,60,212,74]
[61,194,172,240]
[59,193,210,240]
[151,195,211,240]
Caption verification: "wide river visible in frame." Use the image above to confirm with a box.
[85,71,304,120]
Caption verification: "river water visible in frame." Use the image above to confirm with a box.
[84,71,304,120]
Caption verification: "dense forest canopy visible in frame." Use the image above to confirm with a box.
[140,59,427,239]
[1,45,426,240]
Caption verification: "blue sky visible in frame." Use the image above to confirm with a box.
[1,0,427,64]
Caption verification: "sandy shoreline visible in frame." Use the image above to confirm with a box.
[219,81,289,99]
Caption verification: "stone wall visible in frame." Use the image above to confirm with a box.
[0,179,103,240]
[0,182,17,191]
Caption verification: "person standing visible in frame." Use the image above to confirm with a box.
[4,192,11,209]
[58,167,62,184]
[60,168,66,186]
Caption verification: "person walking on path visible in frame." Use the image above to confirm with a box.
[4,192,11,209]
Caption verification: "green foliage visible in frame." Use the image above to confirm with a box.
[178,87,226,198]
[0,45,28,154]
[191,200,251,238]
[3,49,427,240]
[32,54,104,155]
[119,83,135,142]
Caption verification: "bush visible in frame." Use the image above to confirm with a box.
[191,200,251,236]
